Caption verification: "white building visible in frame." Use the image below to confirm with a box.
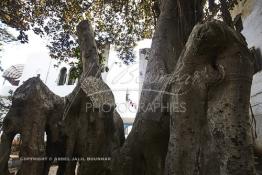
[1,57,77,97]
[231,0,262,152]
[138,48,150,100]
[0,43,151,136]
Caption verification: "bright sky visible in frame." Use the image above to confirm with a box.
[0,29,50,85]
[0,28,151,118]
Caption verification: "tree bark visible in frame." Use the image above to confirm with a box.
[165,21,256,175]
[77,20,101,77]
[0,133,15,175]
[113,1,204,175]
[0,19,125,175]
[0,77,65,175]
[61,19,125,175]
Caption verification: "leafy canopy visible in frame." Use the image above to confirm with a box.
[1,0,159,66]
[0,0,242,68]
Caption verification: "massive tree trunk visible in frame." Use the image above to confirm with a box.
[0,77,65,175]
[165,21,256,175]
[113,1,204,175]
[0,2,257,175]
[61,20,125,175]
[152,0,204,74]
[0,19,124,175]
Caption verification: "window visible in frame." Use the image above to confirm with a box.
[67,67,77,85]
[58,67,67,85]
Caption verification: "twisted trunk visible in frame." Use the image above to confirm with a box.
[62,20,125,175]
[166,21,256,175]
[113,1,204,175]
[0,77,66,175]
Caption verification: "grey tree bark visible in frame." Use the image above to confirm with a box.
[76,20,101,77]
[0,20,125,175]
[0,77,65,175]
[112,1,204,175]
[165,21,256,175]
[0,133,15,174]
[58,20,125,175]
[0,2,257,175]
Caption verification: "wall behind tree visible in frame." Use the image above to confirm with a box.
[233,0,262,155]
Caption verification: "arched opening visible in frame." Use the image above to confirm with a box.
[8,134,21,174]
[67,67,77,85]
[57,67,67,85]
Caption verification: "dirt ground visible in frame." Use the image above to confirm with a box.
[48,166,58,175]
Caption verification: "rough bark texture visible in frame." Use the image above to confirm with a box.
[0,77,65,175]
[112,1,204,175]
[0,20,125,175]
[0,4,257,175]
[62,81,123,175]
[165,21,256,175]
[0,133,15,174]
[77,20,101,77]
[59,20,125,175]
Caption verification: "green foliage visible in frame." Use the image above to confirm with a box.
[0,0,242,73]
[205,0,243,23]
[0,0,158,66]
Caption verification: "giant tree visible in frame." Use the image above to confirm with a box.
[112,0,256,175]
[0,0,257,175]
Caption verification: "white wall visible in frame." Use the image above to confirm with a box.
[18,55,76,97]
[238,0,262,147]
[1,54,77,97]
[0,39,151,131]
[138,48,150,100]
